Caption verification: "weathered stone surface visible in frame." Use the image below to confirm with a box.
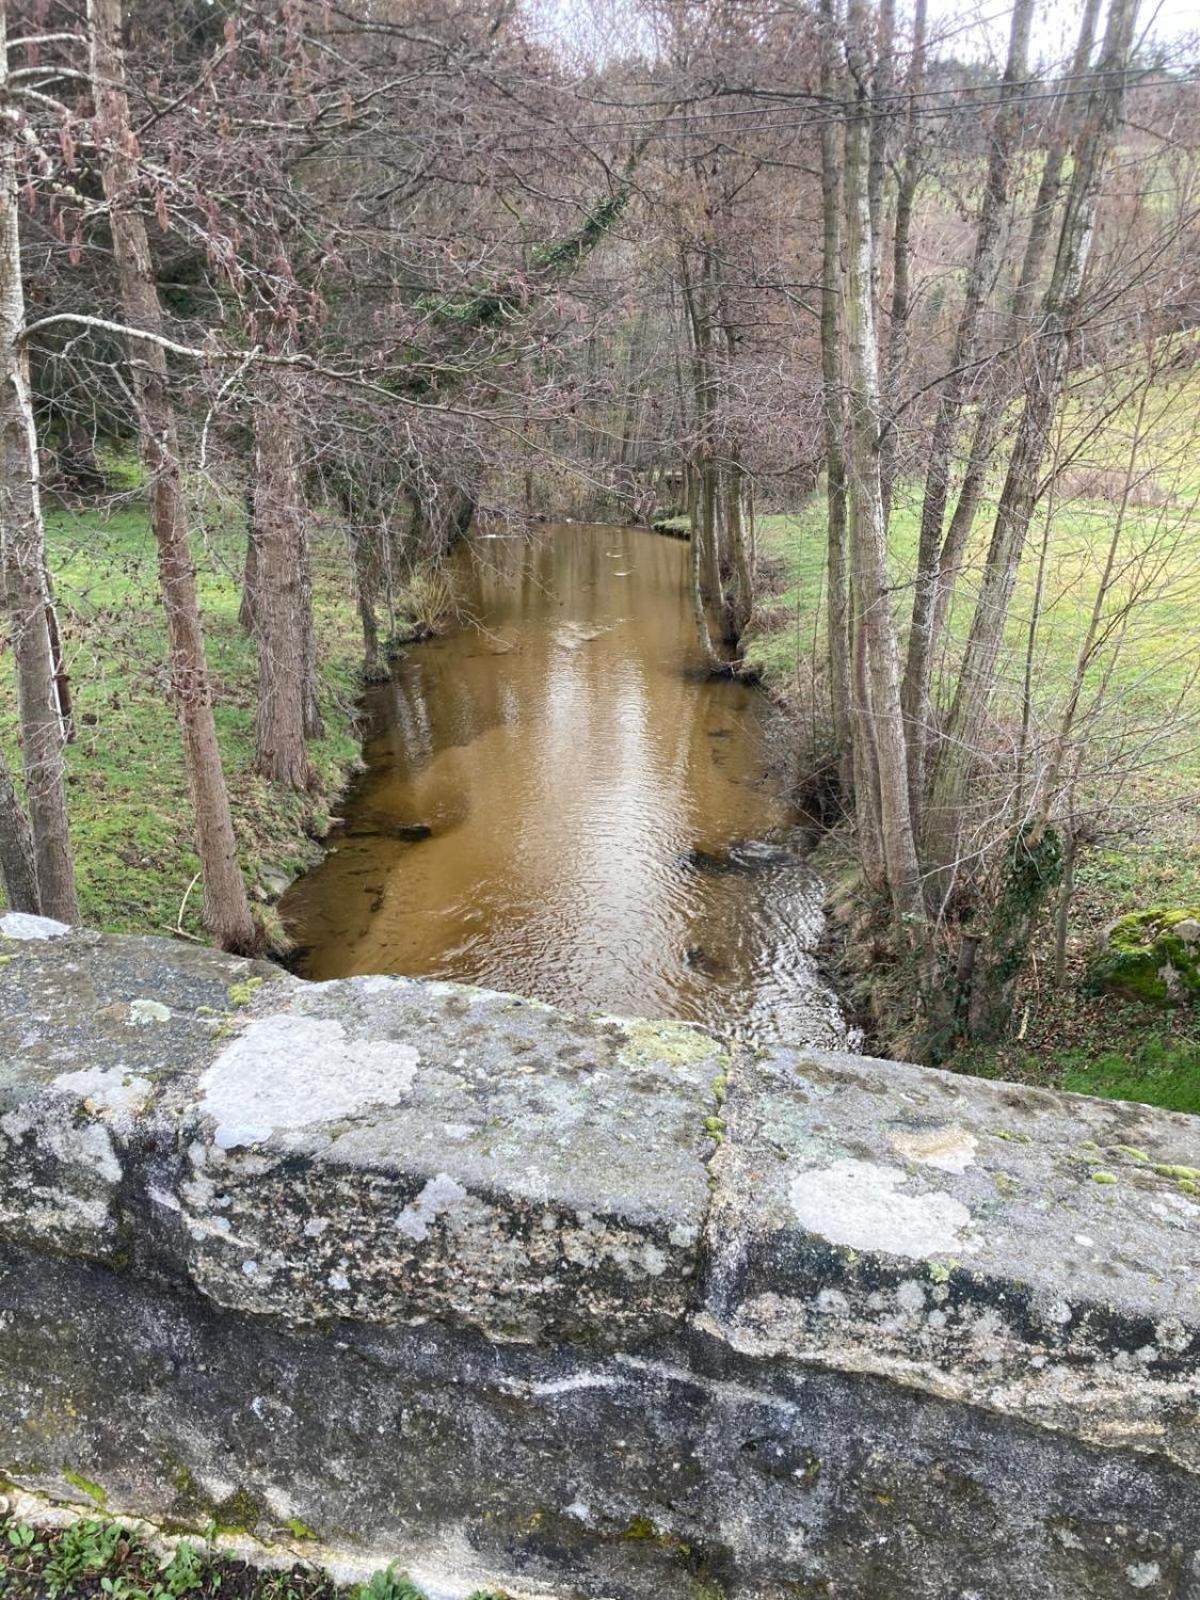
[2,930,1199,1598]
[0,930,723,1345]
[703,1043,1200,1470]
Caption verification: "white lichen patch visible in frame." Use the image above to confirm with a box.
[891,1123,978,1174]
[0,912,69,940]
[198,1013,419,1149]
[788,1158,978,1259]
[1126,1562,1162,1590]
[128,999,171,1026]
[394,1172,469,1241]
[53,1066,154,1121]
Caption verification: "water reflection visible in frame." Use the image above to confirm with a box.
[282,524,846,1046]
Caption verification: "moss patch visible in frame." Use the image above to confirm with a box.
[1087,907,1200,1006]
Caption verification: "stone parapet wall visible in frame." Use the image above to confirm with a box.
[1,918,1198,1598]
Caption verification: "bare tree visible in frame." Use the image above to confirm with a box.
[0,5,77,921]
[900,0,1036,815]
[924,0,1143,904]
[842,0,925,936]
[88,0,257,952]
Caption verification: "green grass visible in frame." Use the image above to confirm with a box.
[0,482,365,942]
[1059,1032,1200,1115]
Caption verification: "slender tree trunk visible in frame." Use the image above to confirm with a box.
[299,523,323,741]
[61,416,106,497]
[900,0,1035,815]
[880,0,927,518]
[0,742,39,913]
[724,447,753,643]
[843,0,925,936]
[866,0,896,302]
[680,249,724,644]
[89,0,257,953]
[0,12,78,923]
[251,383,315,790]
[929,0,1102,659]
[850,582,887,893]
[1054,800,1078,989]
[352,523,384,680]
[819,0,852,769]
[923,0,1140,903]
[239,483,258,634]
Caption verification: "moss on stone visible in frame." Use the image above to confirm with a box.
[617,1019,725,1073]
[1087,907,1200,1007]
[622,1515,661,1541]
[213,1487,263,1533]
[228,976,266,1009]
[62,1470,106,1507]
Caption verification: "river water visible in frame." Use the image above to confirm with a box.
[282,523,846,1047]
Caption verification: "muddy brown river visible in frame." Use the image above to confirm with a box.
[282,523,846,1046]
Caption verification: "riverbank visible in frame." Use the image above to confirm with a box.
[737,504,1200,1114]
[0,489,378,946]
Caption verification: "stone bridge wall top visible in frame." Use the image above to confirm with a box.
[1,916,1197,1598]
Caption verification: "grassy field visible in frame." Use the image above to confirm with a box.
[0,483,366,944]
[730,354,1200,1110]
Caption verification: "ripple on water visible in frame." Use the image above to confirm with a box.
[281,523,850,1050]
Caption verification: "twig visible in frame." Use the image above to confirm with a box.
[176,870,202,937]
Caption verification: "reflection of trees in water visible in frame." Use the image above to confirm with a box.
[283,525,845,1045]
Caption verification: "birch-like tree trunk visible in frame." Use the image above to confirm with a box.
[819,0,852,769]
[900,0,1035,813]
[89,0,257,952]
[924,0,1141,902]
[880,0,927,518]
[843,0,925,934]
[0,10,78,922]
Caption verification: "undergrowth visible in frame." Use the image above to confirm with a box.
[0,1514,511,1600]
[730,355,1200,1111]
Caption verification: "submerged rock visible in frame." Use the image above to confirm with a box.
[677,839,798,878]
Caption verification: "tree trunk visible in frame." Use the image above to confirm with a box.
[352,523,385,681]
[679,248,725,652]
[0,743,39,914]
[60,416,107,497]
[239,483,258,634]
[866,0,896,303]
[0,11,78,923]
[929,0,1103,659]
[843,0,925,937]
[251,385,315,790]
[923,0,1140,905]
[900,0,1035,815]
[880,0,927,518]
[89,0,258,953]
[819,0,852,769]
[723,448,753,643]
